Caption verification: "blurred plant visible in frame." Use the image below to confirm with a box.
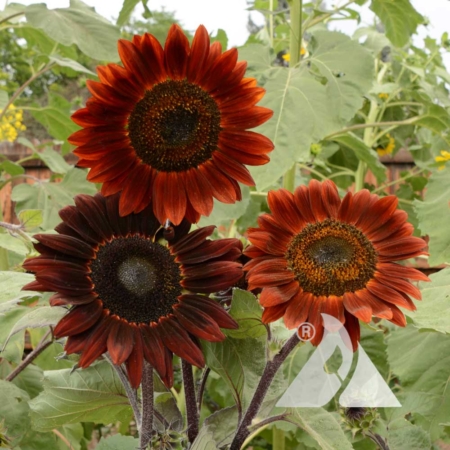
[0,104,26,142]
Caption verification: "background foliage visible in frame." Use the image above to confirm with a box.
[1,0,450,449]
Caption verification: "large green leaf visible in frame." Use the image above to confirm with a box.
[415,104,450,145]
[191,426,219,450]
[0,380,31,447]
[414,166,450,265]
[370,0,423,47]
[25,0,120,61]
[284,408,353,450]
[329,133,386,183]
[406,268,450,334]
[29,361,133,431]
[225,289,266,339]
[37,147,72,174]
[0,271,40,313]
[387,326,450,440]
[116,0,140,26]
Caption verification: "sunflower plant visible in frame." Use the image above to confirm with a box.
[1,1,450,450]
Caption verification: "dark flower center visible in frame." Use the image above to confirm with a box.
[128,79,221,172]
[286,219,377,297]
[89,235,182,323]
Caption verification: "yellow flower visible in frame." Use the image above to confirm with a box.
[0,103,26,142]
[435,150,450,170]
[378,93,389,100]
[282,47,307,62]
[376,134,395,157]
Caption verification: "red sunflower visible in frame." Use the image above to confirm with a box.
[244,180,429,350]
[23,193,242,388]
[69,24,273,225]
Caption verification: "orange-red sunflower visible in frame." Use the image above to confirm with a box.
[69,24,273,225]
[23,193,242,388]
[244,180,429,350]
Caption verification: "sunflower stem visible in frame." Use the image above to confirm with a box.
[273,427,285,450]
[182,359,199,443]
[140,361,154,449]
[106,354,142,430]
[229,333,300,450]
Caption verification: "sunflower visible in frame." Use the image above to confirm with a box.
[244,180,429,350]
[69,24,273,225]
[23,193,242,388]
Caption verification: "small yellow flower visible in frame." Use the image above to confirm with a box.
[435,150,450,170]
[0,103,26,142]
[378,93,389,100]
[376,134,395,157]
[282,47,307,62]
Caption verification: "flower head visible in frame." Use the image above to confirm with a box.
[69,24,273,225]
[435,150,450,169]
[0,104,26,142]
[23,193,242,387]
[244,180,429,350]
[376,134,395,157]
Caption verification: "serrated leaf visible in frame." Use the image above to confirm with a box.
[96,434,139,450]
[415,104,450,144]
[191,427,219,450]
[17,209,43,231]
[329,133,386,182]
[226,289,266,339]
[370,0,423,47]
[49,55,95,75]
[0,272,41,313]
[0,233,29,257]
[387,326,450,440]
[407,268,450,333]
[0,160,25,176]
[414,167,450,265]
[25,1,120,61]
[284,408,353,450]
[116,0,140,26]
[29,361,133,431]
[38,147,72,174]
[0,380,31,447]
[4,307,65,346]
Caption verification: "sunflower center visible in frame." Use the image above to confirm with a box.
[286,219,377,297]
[128,79,221,172]
[89,235,182,323]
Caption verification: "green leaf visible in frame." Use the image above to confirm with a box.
[0,271,41,313]
[11,363,45,399]
[38,147,72,174]
[407,268,450,333]
[0,233,29,257]
[25,1,120,61]
[309,31,374,125]
[387,326,450,440]
[96,434,139,450]
[0,90,8,110]
[0,160,25,176]
[4,306,66,348]
[154,392,183,432]
[284,408,353,450]
[203,406,238,448]
[191,426,219,450]
[198,185,250,226]
[116,0,140,26]
[370,0,423,47]
[49,55,96,75]
[226,289,266,339]
[415,104,450,145]
[0,307,28,363]
[0,380,31,447]
[202,336,266,411]
[414,167,450,265]
[17,209,43,231]
[387,422,431,450]
[29,361,133,431]
[210,29,228,50]
[329,133,386,183]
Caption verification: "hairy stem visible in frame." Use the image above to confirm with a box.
[6,329,53,381]
[182,359,199,443]
[140,361,154,449]
[230,333,300,450]
[197,367,210,411]
[105,354,142,430]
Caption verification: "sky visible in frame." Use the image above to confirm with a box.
[6,0,450,60]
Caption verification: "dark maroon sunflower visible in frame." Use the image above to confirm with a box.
[23,193,242,388]
[68,24,273,225]
[244,180,429,350]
